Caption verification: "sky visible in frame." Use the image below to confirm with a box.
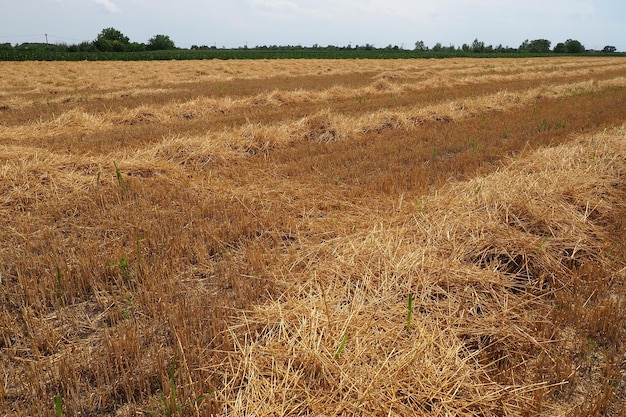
[1,0,625,51]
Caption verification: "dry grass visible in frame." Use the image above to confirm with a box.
[1,58,626,416]
[218,127,626,416]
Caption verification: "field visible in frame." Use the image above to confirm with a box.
[1,57,626,416]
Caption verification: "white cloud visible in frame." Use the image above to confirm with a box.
[93,0,121,13]
[249,0,299,10]
[247,0,319,18]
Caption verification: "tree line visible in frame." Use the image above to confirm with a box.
[415,38,616,54]
[0,28,176,53]
[0,28,620,55]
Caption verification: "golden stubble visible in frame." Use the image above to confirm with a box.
[1,57,626,416]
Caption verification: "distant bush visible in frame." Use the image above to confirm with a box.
[67,41,97,53]
[519,39,551,53]
[555,39,585,54]
[471,38,485,53]
[565,39,585,53]
[15,43,48,50]
[147,34,176,51]
[414,41,428,52]
[127,42,148,52]
[94,27,131,52]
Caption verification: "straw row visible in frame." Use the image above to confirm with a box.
[217,126,626,415]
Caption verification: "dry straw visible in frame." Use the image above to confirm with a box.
[217,126,626,416]
[2,58,626,416]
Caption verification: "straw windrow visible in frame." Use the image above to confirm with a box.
[218,127,626,415]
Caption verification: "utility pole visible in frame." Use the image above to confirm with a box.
[45,34,48,45]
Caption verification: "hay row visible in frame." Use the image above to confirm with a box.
[216,126,626,415]
[2,58,624,96]
[2,75,623,158]
[2,58,626,115]
[141,77,626,167]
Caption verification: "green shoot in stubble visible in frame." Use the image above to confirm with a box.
[469,137,479,153]
[119,258,129,280]
[482,115,489,129]
[334,334,349,359]
[537,232,551,251]
[107,258,130,281]
[113,161,128,193]
[121,292,133,319]
[169,351,178,414]
[406,293,414,333]
[533,103,542,115]
[145,350,212,416]
[55,266,65,304]
[55,395,63,417]
[604,249,623,268]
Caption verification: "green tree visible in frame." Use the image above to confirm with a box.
[519,39,530,52]
[564,39,585,53]
[603,45,617,53]
[94,27,130,51]
[68,41,97,52]
[414,40,428,51]
[521,39,551,53]
[471,38,485,53]
[147,34,176,50]
[128,42,148,52]
[553,42,566,53]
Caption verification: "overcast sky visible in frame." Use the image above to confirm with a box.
[1,0,625,51]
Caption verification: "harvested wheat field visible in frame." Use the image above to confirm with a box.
[2,57,626,416]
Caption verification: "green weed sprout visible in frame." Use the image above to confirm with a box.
[406,293,414,332]
[334,334,349,359]
[55,266,66,305]
[107,257,130,281]
[537,232,551,251]
[113,161,128,193]
[469,137,479,153]
[55,395,63,417]
[145,351,212,417]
